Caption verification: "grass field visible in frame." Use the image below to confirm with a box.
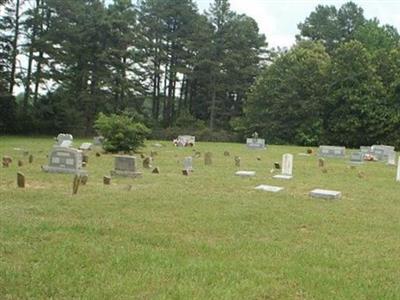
[1,136,400,299]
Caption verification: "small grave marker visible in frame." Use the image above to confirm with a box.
[204,152,212,166]
[103,176,111,185]
[309,189,341,200]
[255,185,283,193]
[72,175,81,195]
[152,167,160,174]
[234,156,241,167]
[235,171,256,177]
[28,154,33,164]
[183,157,193,172]
[17,172,25,188]
[143,157,152,169]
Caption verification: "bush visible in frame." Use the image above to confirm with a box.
[94,113,150,153]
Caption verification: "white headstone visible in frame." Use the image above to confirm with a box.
[246,138,266,149]
[387,150,396,166]
[79,143,92,151]
[235,171,256,177]
[273,153,293,179]
[309,189,341,200]
[397,157,400,182]
[255,185,283,192]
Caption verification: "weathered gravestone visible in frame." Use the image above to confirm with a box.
[183,157,193,172]
[234,156,241,167]
[396,157,400,182]
[360,146,371,156]
[103,176,111,185]
[28,154,33,164]
[204,152,212,166]
[152,167,160,174]
[2,156,12,167]
[273,153,293,180]
[17,172,25,188]
[143,157,153,169]
[349,152,363,164]
[318,158,325,168]
[110,155,142,177]
[56,133,73,148]
[93,136,104,146]
[255,185,283,193]
[318,146,345,158]
[309,189,342,200]
[42,147,87,175]
[387,150,396,166]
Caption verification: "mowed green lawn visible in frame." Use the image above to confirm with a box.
[1,136,400,299]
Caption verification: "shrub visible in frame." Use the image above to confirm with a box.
[94,113,150,153]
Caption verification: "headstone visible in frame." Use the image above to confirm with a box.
[371,145,395,161]
[28,154,33,164]
[2,156,12,167]
[79,143,92,151]
[111,155,142,178]
[152,167,160,174]
[318,158,325,168]
[273,154,293,180]
[246,138,266,149]
[360,146,371,155]
[234,156,241,167]
[204,152,212,166]
[309,189,342,200]
[318,146,345,158]
[387,150,396,166]
[274,162,281,169]
[82,153,89,164]
[17,172,25,188]
[143,157,152,169]
[18,160,23,167]
[349,151,363,164]
[42,147,86,175]
[175,135,195,147]
[235,171,256,177]
[255,185,283,193]
[96,152,101,157]
[307,148,313,154]
[152,143,163,148]
[56,133,73,146]
[103,176,111,185]
[224,151,230,157]
[183,156,193,172]
[397,157,400,182]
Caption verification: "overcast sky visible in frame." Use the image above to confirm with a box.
[195,0,400,48]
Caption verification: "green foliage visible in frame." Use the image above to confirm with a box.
[0,94,17,133]
[94,113,150,153]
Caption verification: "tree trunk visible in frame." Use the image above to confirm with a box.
[9,0,20,95]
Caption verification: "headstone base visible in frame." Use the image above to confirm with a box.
[42,165,87,176]
[110,170,142,178]
[309,189,341,200]
[273,174,293,180]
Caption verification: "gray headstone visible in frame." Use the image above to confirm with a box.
[387,150,396,166]
[111,155,142,177]
[183,156,193,172]
[56,133,73,146]
[42,147,86,175]
[273,153,293,179]
[309,189,342,200]
[350,151,363,164]
[318,146,345,158]
[79,143,92,151]
[371,145,395,161]
[246,138,266,149]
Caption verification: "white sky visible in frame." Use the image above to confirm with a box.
[195,0,400,48]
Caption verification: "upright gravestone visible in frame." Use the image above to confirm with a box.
[349,152,363,164]
[42,147,87,175]
[318,146,345,158]
[56,133,73,148]
[234,156,241,167]
[371,145,395,161]
[79,143,92,151]
[143,157,153,169]
[273,153,293,179]
[387,150,396,166]
[397,157,400,182]
[110,155,142,177]
[204,152,212,166]
[93,136,104,146]
[246,138,266,149]
[183,156,193,172]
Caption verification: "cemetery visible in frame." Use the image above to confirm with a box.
[1,136,400,298]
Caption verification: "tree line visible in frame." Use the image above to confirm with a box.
[1,1,400,148]
[0,0,266,137]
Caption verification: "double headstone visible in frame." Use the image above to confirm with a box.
[42,147,87,175]
[318,146,345,158]
[371,145,395,161]
[246,138,266,149]
[111,155,142,177]
[273,154,293,180]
